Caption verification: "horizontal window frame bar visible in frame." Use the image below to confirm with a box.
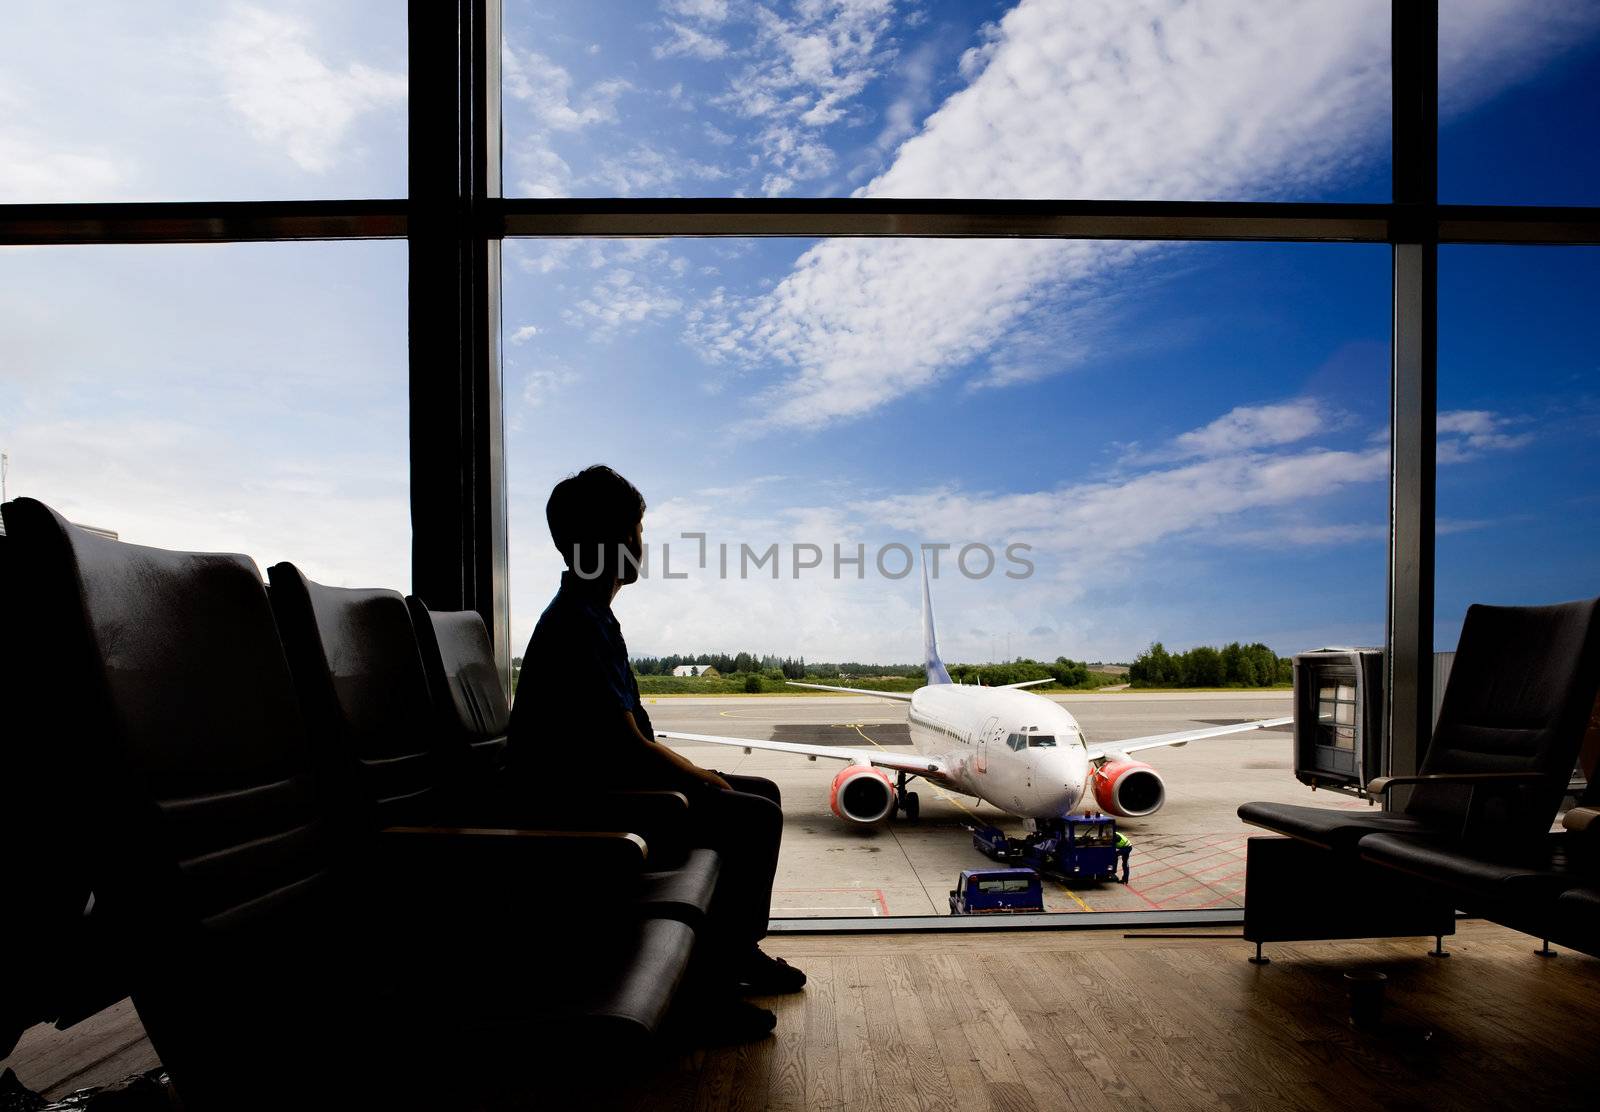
[769,908,1244,934]
[0,200,409,245]
[2,198,1596,246]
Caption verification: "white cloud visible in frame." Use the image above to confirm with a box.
[209,4,405,174]
[688,0,1596,433]
[510,142,574,197]
[503,46,628,131]
[520,399,1392,660]
[1436,408,1533,463]
[509,324,540,344]
[0,128,125,203]
[709,0,897,187]
[589,143,730,195]
[1173,401,1327,457]
[655,21,730,61]
[664,0,730,21]
[521,365,578,408]
[561,268,684,336]
[5,414,409,590]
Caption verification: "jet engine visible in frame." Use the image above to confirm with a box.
[1091,756,1166,817]
[829,764,897,825]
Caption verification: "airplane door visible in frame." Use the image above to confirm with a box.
[975,716,997,773]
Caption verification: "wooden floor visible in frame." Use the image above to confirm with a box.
[9,920,1600,1110]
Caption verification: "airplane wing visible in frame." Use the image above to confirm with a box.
[998,678,1053,690]
[1085,716,1293,762]
[785,680,914,702]
[656,730,948,780]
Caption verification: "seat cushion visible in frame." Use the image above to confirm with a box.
[633,847,721,926]
[1358,832,1580,902]
[1237,801,1436,851]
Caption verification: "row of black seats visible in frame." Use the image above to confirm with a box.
[0,498,720,1109]
[1238,595,1600,958]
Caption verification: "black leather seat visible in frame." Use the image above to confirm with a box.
[406,598,725,923]
[268,564,719,929]
[0,527,123,1056]
[3,499,695,1109]
[1241,598,1600,851]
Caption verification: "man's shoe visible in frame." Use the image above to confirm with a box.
[738,948,807,995]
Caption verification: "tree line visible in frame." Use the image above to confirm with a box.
[947,657,1097,688]
[1127,641,1291,688]
[630,653,921,679]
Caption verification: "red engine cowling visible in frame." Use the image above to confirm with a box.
[829,764,897,825]
[1091,759,1166,817]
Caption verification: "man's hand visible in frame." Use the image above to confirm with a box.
[697,769,733,793]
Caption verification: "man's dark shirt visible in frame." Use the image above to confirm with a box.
[507,571,654,777]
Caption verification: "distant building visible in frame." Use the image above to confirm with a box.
[672,664,707,677]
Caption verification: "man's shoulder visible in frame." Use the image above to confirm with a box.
[527,587,614,658]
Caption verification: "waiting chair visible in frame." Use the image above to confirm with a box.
[1241,598,1600,851]
[1,499,695,1109]
[267,563,719,928]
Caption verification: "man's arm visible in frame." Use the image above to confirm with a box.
[622,711,733,793]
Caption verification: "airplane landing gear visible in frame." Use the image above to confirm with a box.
[896,772,921,822]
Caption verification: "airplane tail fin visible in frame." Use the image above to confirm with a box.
[921,555,953,686]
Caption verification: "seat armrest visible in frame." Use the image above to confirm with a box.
[1366,772,1547,797]
[473,790,694,862]
[380,825,649,872]
[1563,806,1600,834]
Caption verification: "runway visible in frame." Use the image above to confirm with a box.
[649,691,1360,918]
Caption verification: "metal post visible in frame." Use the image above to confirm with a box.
[408,0,510,689]
[1384,1,1439,799]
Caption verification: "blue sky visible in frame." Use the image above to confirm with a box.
[2,1,1597,665]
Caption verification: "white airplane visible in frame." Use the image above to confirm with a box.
[657,564,1290,827]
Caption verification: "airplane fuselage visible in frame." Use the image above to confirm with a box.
[907,684,1092,818]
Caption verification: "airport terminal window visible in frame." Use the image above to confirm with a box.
[4,0,1596,936]
[0,1,407,203]
[1435,246,1600,658]
[0,242,410,586]
[501,0,1390,202]
[504,235,1388,918]
[1438,4,1600,205]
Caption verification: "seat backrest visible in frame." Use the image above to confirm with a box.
[1412,597,1600,833]
[2,499,338,939]
[0,525,121,1047]
[0,499,344,1103]
[405,597,510,785]
[268,563,442,828]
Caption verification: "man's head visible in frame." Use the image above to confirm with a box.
[547,465,646,584]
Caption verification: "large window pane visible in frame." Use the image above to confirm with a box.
[504,235,1388,916]
[0,1,406,203]
[1440,4,1600,205]
[1436,246,1600,654]
[503,0,1391,202]
[0,242,409,588]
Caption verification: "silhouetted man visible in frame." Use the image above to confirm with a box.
[508,465,804,1041]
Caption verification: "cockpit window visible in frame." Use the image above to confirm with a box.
[1007,733,1025,751]
[1027,735,1056,748]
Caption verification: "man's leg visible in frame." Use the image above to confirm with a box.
[692,773,803,993]
[689,782,781,946]
[720,772,781,807]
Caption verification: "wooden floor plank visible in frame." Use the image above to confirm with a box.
[10,922,1600,1110]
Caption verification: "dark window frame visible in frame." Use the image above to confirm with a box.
[1,1,1596,882]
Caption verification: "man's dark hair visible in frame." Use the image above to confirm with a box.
[546,465,646,571]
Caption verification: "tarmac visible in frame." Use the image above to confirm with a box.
[650,691,1367,918]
